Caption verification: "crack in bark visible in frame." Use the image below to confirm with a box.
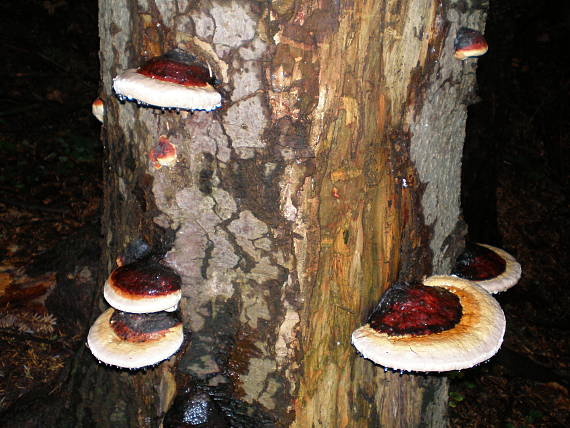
[200,235,215,280]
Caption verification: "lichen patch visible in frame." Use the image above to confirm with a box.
[241,357,277,407]
[223,95,268,151]
[228,210,268,241]
[275,302,300,367]
[239,37,267,61]
[211,1,256,51]
[231,63,262,101]
[155,1,176,28]
[190,10,215,39]
[240,282,271,329]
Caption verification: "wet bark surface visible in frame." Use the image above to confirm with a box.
[91,0,483,426]
[5,0,568,427]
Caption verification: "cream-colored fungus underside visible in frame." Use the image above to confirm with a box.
[113,69,222,111]
[351,275,505,372]
[87,308,184,369]
[465,243,522,294]
[103,279,181,313]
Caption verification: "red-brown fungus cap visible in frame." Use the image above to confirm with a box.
[87,308,183,369]
[454,27,489,60]
[112,50,221,111]
[137,58,211,87]
[104,259,182,313]
[149,135,177,169]
[368,281,462,337]
[352,276,505,372]
[452,243,521,293]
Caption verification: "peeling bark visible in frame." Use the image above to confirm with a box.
[57,0,486,426]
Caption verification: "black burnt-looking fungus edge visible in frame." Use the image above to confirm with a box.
[110,310,182,342]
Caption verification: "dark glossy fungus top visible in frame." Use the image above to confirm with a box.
[110,310,181,342]
[454,27,487,51]
[369,281,462,337]
[163,389,230,428]
[122,239,152,265]
[111,260,181,296]
[137,58,211,87]
[452,243,506,280]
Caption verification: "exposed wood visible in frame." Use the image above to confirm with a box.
[286,0,483,426]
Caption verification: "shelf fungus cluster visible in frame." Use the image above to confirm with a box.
[88,49,219,369]
[112,49,222,112]
[87,259,184,369]
[352,244,521,372]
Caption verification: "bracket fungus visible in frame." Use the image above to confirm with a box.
[103,259,182,313]
[87,308,183,369]
[149,135,177,169]
[454,27,489,60]
[452,243,522,294]
[351,276,506,372]
[113,49,222,112]
[91,98,104,123]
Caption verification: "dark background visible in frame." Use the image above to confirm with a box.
[0,1,568,426]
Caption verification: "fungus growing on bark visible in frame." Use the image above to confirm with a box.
[149,135,177,169]
[92,98,104,122]
[112,50,221,111]
[351,276,505,372]
[87,308,183,369]
[164,389,230,427]
[454,27,488,60]
[103,259,182,313]
[452,243,522,294]
[115,238,153,268]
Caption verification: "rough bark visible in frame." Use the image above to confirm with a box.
[58,0,485,427]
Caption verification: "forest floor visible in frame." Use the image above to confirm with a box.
[0,1,568,427]
[0,0,102,416]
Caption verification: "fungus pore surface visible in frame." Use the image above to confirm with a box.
[112,50,222,111]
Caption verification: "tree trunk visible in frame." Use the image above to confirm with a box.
[59,0,485,426]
